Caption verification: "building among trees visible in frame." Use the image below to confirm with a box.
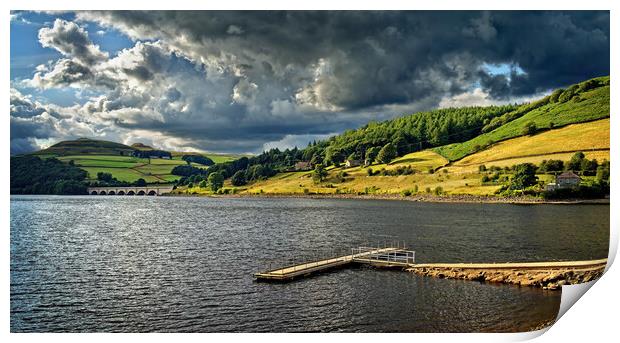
[294,161,313,171]
[546,171,581,191]
[344,159,362,168]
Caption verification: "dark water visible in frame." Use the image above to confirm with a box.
[10,196,609,332]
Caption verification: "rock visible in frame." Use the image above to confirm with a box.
[520,279,534,286]
[546,283,559,290]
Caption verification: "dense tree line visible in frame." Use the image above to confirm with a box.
[181,154,215,166]
[177,153,280,188]
[538,152,606,176]
[132,149,172,159]
[315,105,518,164]
[11,156,88,194]
[171,164,208,177]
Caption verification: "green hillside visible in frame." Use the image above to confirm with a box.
[180,118,609,198]
[434,76,610,161]
[174,75,610,200]
[34,138,136,156]
[25,138,245,184]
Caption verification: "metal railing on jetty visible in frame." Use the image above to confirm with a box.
[254,242,415,282]
[351,246,415,265]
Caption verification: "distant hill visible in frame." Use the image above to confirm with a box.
[23,138,246,184]
[34,138,137,156]
[130,143,154,150]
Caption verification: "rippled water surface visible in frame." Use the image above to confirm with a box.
[10,196,609,332]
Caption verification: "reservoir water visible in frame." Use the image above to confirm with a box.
[10,195,609,332]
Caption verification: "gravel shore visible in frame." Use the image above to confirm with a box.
[406,263,606,290]
[170,192,610,205]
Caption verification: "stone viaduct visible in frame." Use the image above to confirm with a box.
[87,186,174,196]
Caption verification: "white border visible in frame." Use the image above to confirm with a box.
[3,1,617,342]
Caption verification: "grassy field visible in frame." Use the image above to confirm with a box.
[57,155,144,168]
[56,154,186,182]
[80,166,163,183]
[69,153,246,183]
[176,150,496,196]
[179,117,609,197]
[43,153,242,184]
[390,150,449,170]
[434,78,610,161]
[446,119,610,173]
[30,137,247,184]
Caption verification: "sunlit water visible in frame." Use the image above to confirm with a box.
[10,195,609,332]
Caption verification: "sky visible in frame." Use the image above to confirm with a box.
[9,11,610,155]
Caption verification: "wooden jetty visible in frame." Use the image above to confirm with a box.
[254,246,607,288]
[254,246,415,281]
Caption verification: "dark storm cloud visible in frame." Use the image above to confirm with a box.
[16,11,609,154]
[80,10,609,104]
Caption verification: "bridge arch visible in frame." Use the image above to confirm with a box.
[91,191,98,195]
[108,191,116,195]
[147,190,157,196]
[137,190,146,195]
[117,190,125,195]
[127,190,135,195]
[99,191,107,195]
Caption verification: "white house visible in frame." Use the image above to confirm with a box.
[546,171,581,191]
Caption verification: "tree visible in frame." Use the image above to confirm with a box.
[171,165,207,177]
[549,88,564,103]
[231,170,247,186]
[324,147,344,166]
[596,161,610,182]
[181,154,214,166]
[53,180,87,195]
[558,84,579,102]
[199,180,207,188]
[567,152,585,171]
[510,163,538,190]
[310,153,323,166]
[312,164,328,184]
[97,172,114,182]
[207,172,224,191]
[392,134,407,155]
[523,122,537,136]
[581,158,598,175]
[365,146,380,165]
[377,143,397,164]
[133,178,147,187]
[540,160,564,172]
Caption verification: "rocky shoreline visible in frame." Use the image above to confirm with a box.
[406,265,605,290]
[168,192,610,205]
